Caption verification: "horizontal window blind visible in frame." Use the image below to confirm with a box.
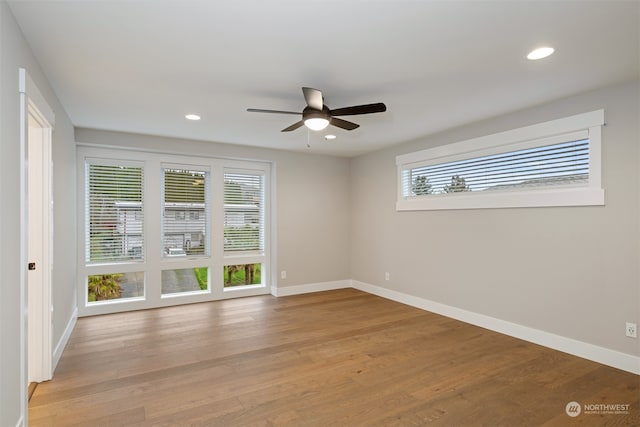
[87,163,144,262]
[224,172,264,254]
[162,168,209,256]
[402,139,589,197]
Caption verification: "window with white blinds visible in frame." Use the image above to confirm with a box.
[402,138,589,196]
[396,110,605,210]
[162,167,210,257]
[79,149,272,315]
[223,172,264,254]
[86,162,144,262]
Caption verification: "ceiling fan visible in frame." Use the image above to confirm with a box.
[247,87,386,132]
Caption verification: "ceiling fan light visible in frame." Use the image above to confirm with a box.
[527,46,555,60]
[304,117,330,131]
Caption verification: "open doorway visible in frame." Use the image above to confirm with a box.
[19,68,55,402]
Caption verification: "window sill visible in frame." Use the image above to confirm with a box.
[396,187,605,211]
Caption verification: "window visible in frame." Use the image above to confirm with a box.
[162,267,208,295]
[88,272,144,302]
[223,264,261,287]
[85,160,145,305]
[160,166,211,297]
[86,162,144,262]
[404,138,589,194]
[78,148,272,315]
[223,172,264,254]
[162,167,210,257]
[397,110,605,210]
[223,171,266,289]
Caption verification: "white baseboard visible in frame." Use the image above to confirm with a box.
[271,279,351,297]
[351,280,640,375]
[52,306,77,372]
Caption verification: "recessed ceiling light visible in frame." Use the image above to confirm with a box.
[527,47,555,60]
[185,114,201,120]
[324,134,337,140]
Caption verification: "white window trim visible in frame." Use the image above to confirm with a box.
[76,146,273,316]
[396,110,605,211]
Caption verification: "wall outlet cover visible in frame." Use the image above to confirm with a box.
[625,322,637,338]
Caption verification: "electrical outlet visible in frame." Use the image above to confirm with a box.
[626,322,637,338]
[385,272,390,281]
[281,270,287,280]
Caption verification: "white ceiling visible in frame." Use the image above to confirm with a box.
[8,0,639,157]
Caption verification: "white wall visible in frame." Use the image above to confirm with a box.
[350,80,640,358]
[74,128,351,289]
[0,1,76,425]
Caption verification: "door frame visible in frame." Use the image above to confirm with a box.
[19,67,55,401]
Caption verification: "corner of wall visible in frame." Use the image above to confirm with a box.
[52,306,77,372]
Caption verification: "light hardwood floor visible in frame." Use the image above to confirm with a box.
[29,289,639,426]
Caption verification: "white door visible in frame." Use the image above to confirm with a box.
[27,111,53,384]
[20,68,54,389]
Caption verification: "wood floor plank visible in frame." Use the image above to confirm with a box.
[29,289,639,426]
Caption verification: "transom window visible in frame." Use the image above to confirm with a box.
[397,110,605,210]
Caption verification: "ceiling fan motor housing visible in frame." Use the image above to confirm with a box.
[303,105,332,123]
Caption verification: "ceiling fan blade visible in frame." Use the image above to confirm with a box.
[331,117,360,131]
[330,102,387,117]
[281,121,305,132]
[302,87,323,111]
[247,108,301,115]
